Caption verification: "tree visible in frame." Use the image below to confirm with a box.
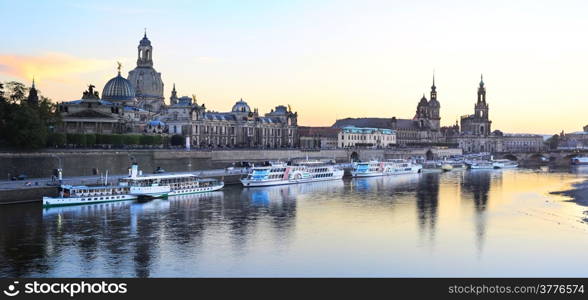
[0,81,59,149]
[4,81,26,104]
[5,104,48,149]
[546,134,560,150]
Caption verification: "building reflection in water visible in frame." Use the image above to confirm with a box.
[415,173,440,243]
[1,181,333,277]
[460,170,496,256]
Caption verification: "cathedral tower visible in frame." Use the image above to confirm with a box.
[460,74,492,135]
[475,74,489,120]
[428,74,440,130]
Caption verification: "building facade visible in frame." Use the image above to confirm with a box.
[157,86,299,148]
[338,126,396,148]
[298,126,340,149]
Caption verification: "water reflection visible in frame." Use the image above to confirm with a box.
[460,170,499,255]
[415,173,440,242]
[1,169,588,277]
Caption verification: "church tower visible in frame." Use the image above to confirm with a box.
[127,30,165,113]
[27,78,39,106]
[170,83,178,105]
[475,74,489,120]
[428,74,441,130]
[461,74,492,135]
[137,31,153,67]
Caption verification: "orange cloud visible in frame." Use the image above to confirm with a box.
[0,52,111,83]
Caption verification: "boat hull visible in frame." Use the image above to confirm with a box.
[241,172,344,187]
[168,182,224,195]
[43,194,137,208]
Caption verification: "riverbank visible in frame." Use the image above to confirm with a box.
[550,179,588,207]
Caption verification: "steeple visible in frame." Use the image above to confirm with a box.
[27,77,39,106]
[430,72,437,101]
[170,83,178,105]
[477,74,486,103]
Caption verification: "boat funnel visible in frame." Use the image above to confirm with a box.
[130,163,139,178]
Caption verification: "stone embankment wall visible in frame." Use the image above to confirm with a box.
[0,149,350,179]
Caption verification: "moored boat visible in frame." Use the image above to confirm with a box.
[492,159,519,169]
[241,160,344,187]
[43,163,224,207]
[571,156,588,165]
[351,159,422,177]
[466,160,495,169]
[42,185,136,207]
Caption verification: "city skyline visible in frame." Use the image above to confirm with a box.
[1,0,587,134]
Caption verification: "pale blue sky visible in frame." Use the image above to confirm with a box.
[1,0,587,133]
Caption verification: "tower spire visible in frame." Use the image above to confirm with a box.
[144,28,147,38]
[32,76,35,89]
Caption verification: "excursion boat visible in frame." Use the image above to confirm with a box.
[241,160,344,187]
[119,174,223,197]
[571,157,588,165]
[351,159,422,177]
[466,160,495,169]
[43,163,224,207]
[492,159,519,169]
[42,185,136,207]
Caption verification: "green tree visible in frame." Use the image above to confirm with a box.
[546,134,560,150]
[0,81,59,149]
[5,104,48,149]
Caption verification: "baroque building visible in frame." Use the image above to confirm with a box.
[298,126,340,149]
[338,126,396,148]
[460,75,491,135]
[157,86,299,148]
[127,32,165,113]
[447,76,544,153]
[57,65,152,134]
[333,76,442,146]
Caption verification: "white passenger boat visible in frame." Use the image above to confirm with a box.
[42,185,136,207]
[241,160,344,187]
[43,163,224,207]
[571,156,588,165]
[466,160,495,169]
[351,159,422,177]
[492,159,519,169]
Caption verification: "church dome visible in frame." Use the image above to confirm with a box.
[232,98,251,113]
[102,73,135,101]
[418,95,428,106]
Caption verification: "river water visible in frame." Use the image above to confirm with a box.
[1,168,588,277]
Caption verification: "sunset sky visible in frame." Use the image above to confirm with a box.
[1,0,587,134]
